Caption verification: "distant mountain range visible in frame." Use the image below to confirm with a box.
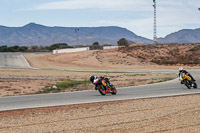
[158,28,200,44]
[0,23,199,46]
[0,23,152,46]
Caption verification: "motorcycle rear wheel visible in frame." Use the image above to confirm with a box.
[193,82,198,89]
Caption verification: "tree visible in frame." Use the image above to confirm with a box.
[18,46,28,52]
[10,46,19,52]
[0,45,9,52]
[92,42,99,46]
[0,45,28,52]
[31,46,39,52]
[90,42,102,50]
[49,43,71,50]
[117,38,129,47]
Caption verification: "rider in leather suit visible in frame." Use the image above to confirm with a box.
[90,76,110,90]
[178,67,195,84]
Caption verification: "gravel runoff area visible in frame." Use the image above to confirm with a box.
[0,68,176,97]
[1,94,200,133]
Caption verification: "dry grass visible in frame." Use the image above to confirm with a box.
[129,43,145,47]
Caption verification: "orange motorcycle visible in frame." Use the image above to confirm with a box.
[93,77,117,95]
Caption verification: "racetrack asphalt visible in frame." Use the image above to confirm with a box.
[0,53,199,111]
[0,70,199,111]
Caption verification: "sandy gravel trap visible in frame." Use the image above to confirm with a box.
[1,94,200,133]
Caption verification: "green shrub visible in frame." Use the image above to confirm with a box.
[39,80,90,93]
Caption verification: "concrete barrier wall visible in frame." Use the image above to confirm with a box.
[53,47,89,54]
[103,46,123,50]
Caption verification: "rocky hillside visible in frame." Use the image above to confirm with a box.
[119,44,200,65]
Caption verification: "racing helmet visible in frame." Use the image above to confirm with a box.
[90,76,95,82]
[179,67,183,72]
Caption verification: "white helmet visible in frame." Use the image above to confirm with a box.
[179,67,183,71]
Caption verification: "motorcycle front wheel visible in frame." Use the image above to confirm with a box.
[98,85,106,95]
[184,80,191,89]
[111,85,117,95]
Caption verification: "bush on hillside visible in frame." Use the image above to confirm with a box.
[48,43,72,50]
[117,38,129,47]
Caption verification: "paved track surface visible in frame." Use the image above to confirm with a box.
[0,53,199,111]
[0,52,31,68]
[0,70,199,111]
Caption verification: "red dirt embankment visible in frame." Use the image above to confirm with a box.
[119,44,200,65]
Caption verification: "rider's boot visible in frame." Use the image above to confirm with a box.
[105,85,111,93]
[181,80,184,84]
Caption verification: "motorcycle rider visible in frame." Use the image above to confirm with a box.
[90,75,111,90]
[178,67,195,84]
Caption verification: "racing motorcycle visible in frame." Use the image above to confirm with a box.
[179,72,197,89]
[93,77,117,95]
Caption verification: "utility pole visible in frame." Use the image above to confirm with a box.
[153,0,157,44]
[86,32,94,46]
[75,28,79,47]
[39,36,41,46]
[198,8,200,43]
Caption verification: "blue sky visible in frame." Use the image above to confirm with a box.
[0,0,200,39]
